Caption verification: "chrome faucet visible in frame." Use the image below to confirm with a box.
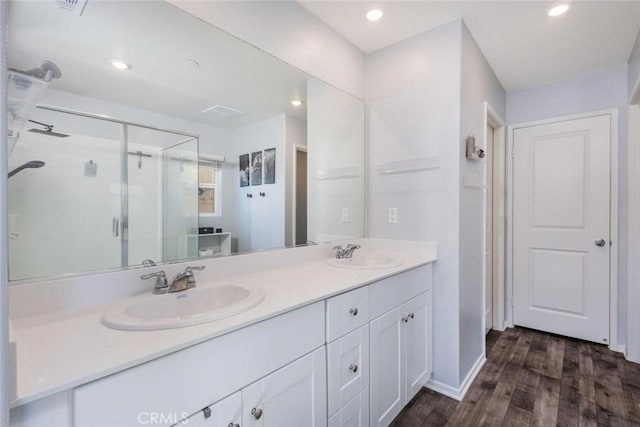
[333,244,361,259]
[140,266,205,294]
[168,266,205,293]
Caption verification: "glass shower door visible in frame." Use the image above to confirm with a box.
[162,137,199,262]
[7,108,123,280]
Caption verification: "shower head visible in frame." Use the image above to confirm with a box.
[27,119,70,138]
[8,160,46,179]
[24,60,62,82]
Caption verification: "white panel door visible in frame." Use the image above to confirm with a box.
[404,293,429,401]
[242,347,326,427]
[369,307,404,427]
[513,114,611,344]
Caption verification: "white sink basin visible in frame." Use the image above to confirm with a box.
[328,253,403,270]
[102,284,265,331]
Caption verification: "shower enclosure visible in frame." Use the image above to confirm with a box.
[7,106,200,281]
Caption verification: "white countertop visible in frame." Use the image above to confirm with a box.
[11,240,436,407]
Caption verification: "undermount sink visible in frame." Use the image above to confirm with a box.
[102,284,265,331]
[328,253,403,270]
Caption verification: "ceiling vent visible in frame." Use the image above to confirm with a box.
[202,105,245,120]
[53,0,89,16]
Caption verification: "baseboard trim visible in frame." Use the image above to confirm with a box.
[425,355,486,401]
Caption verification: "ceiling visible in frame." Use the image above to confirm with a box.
[8,1,309,130]
[300,1,640,91]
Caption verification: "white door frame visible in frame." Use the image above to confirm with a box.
[483,102,507,339]
[291,144,307,246]
[506,109,620,351]
[627,79,640,362]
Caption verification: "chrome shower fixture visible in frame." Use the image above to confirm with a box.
[27,120,70,138]
[8,160,46,178]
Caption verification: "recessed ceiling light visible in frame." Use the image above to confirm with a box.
[291,99,303,107]
[111,60,131,70]
[546,2,571,17]
[366,9,383,22]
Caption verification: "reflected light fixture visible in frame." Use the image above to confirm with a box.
[111,60,131,70]
[366,9,383,21]
[546,2,571,17]
[291,99,303,107]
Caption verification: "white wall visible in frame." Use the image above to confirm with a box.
[366,21,463,388]
[307,79,365,243]
[167,0,366,99]
[629,30,640,98]
[284,116,307,247]
[506,64,629,346]
[459,23,506,380]
[230,115,286,253]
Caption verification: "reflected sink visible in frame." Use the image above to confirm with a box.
[102,284,265,331]
[328,253,403,270]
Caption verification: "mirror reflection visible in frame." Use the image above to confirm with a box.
[6,0,365,281]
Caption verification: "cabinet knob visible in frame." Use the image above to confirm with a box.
[349,307,358,316]
[402,316,409,323]
[349,364,358,373]
[228,423,240,427]
[408,313,415,319]
[251,408,263,420]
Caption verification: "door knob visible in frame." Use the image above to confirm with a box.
[349,364,358,373]
[251,408,263,420]
[594,239,606,247]
[349,307,358,316]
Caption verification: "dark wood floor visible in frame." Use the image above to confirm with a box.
[391,327,640,426]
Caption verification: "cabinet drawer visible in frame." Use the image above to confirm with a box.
[326,286,369,342]
[327,324,369,416]
[369,264,432,319]
[328,387,369,427]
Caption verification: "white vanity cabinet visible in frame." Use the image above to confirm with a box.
[370,292,431,427]
[73,302,325,427]
[325,264,433,427]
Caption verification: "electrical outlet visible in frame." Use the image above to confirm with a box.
[341,208,350,223]
[388,208,398,224]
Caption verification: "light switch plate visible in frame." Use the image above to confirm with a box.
[388,208,398,224]
[341,208,350,223]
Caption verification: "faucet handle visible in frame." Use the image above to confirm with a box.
[140,271,168,294]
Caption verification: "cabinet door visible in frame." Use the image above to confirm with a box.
[180,392,241,427]
[328,387,369,427]
[327,324,369,416]
[404,292,430,401]
[369,307,405,427]
[242,347,326,427]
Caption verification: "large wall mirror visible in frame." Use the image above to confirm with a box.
[6,1,365,282]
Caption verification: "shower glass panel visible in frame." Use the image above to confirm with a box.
[162,137,200,262]
[7,108,123,280]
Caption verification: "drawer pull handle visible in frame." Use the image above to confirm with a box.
[349,364,358,373]
[251,408,263,420]
[228,423,240,427]
[408,313,415,319]
[349,307,358,316]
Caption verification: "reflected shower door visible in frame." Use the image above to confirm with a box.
[7,109,123,280]
[162,137,199,262]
